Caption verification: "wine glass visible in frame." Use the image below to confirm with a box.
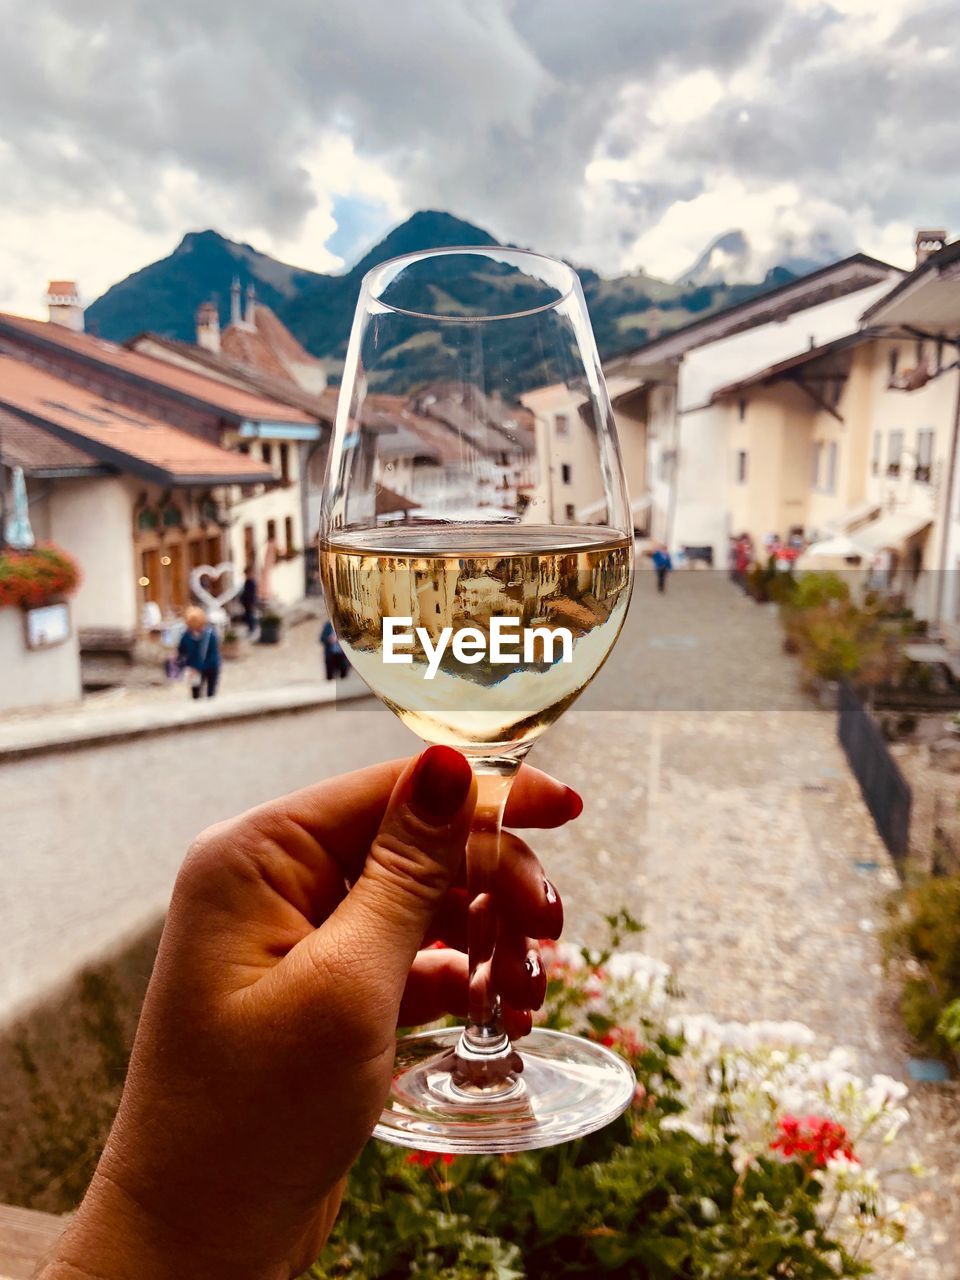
[320,246,635,1153]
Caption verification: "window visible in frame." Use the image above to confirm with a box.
[266,518,277,546]
[887,430,904,477]
[810,441,823,488]
[871,431,881,476]
[561,463,572,485]
[888,348,899,379]
[916,428,934,482]
[738,398,747,422]
[554,413,569,438]
[284,516,295,554]
[735,450,748,484]
[564,503,576,520]
[279,443,291,485]
[261,442,274,467]
[824,442,837,494]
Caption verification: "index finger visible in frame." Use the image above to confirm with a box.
[251,756,581,879]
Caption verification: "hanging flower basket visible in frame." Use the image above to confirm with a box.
[0,544,81,609]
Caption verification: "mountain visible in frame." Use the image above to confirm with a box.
[677,228,844,288]
[85,230,327,344]
[86,212,802,392]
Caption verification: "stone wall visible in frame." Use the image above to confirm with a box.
[0,921,161,1213]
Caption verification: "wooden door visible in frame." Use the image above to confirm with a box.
[140,547,161,611]
[167,542,187,611]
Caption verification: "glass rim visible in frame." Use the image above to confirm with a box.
[361,245,577,323]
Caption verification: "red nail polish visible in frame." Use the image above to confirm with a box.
[565,786,584,819]
[411,746,473,823]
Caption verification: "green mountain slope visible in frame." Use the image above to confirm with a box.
[86,211,797,392]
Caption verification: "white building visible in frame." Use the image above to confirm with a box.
[605,255,903,564]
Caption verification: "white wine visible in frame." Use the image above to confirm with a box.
[321,524,633,751]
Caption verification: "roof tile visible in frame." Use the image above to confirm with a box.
[0,356,274,486]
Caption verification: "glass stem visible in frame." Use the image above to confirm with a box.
[452,756,524,1093]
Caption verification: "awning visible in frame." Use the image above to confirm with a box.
[825,499,882,534]
[576,492,651,521]
[801,534,865,560]
[853,510,932,553]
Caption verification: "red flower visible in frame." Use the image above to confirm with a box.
[0,544,81,609]
[406,1150,457,1169]
[599,1026,644,1056]
[770,1115,857,1167]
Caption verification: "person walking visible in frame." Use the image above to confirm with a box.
[177,605,221,699]
[651,543,673,594]
[320,618,349,680]
[239,566,259,636]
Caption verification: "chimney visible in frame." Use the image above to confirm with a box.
[915,228,947,267]
[230,276,242,327]
[46,280,84,332]
[195,300,221,353]
[245,282,257,330]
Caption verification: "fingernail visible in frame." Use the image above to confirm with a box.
[544,877,558,906]
[565,787,584,819]
[411,746,473,823]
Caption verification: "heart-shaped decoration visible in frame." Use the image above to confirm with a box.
[190,562,242,611]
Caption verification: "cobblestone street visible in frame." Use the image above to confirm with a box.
[531,568,959,1278]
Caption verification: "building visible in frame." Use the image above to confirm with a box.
[0,302,319,606]
[0,358,271,662]
[604,254,904,564]
[519,379,650,532]
[701,230,960,626]
[219,279,328,395]
[358,386,536,519]
[857,234,960,630]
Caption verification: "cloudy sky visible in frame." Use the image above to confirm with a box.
[0,0,956,316]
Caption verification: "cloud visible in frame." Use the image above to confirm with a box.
[0,0,955,316]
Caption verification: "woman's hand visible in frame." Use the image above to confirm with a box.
[43,747,578,1280]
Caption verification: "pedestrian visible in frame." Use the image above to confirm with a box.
[38,749,578,1280]
[239,565,259,635]
[734,534,751,589]
[177,605,221,699]
[651,543,672,594]
[320,618,350,680]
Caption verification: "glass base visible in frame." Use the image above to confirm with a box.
[373,1026,636,1154]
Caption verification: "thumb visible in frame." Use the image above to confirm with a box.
[335,745,476,983]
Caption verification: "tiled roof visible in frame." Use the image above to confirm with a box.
[0,408,107,476]
[128,332,340,421]
[47,281,78,295]
[221,304,324,385]
[221,321,292,383]
[251,305,317,365]
[0,356,275,487]
[376,484,419,514]
[710,326,905,401]
[0,311,316,426]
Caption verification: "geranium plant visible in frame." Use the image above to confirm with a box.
[306,912,924,1278]
[0,543,81,609]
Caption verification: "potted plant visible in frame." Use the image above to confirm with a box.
[258,611,283,644]
[0,543,81,609]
